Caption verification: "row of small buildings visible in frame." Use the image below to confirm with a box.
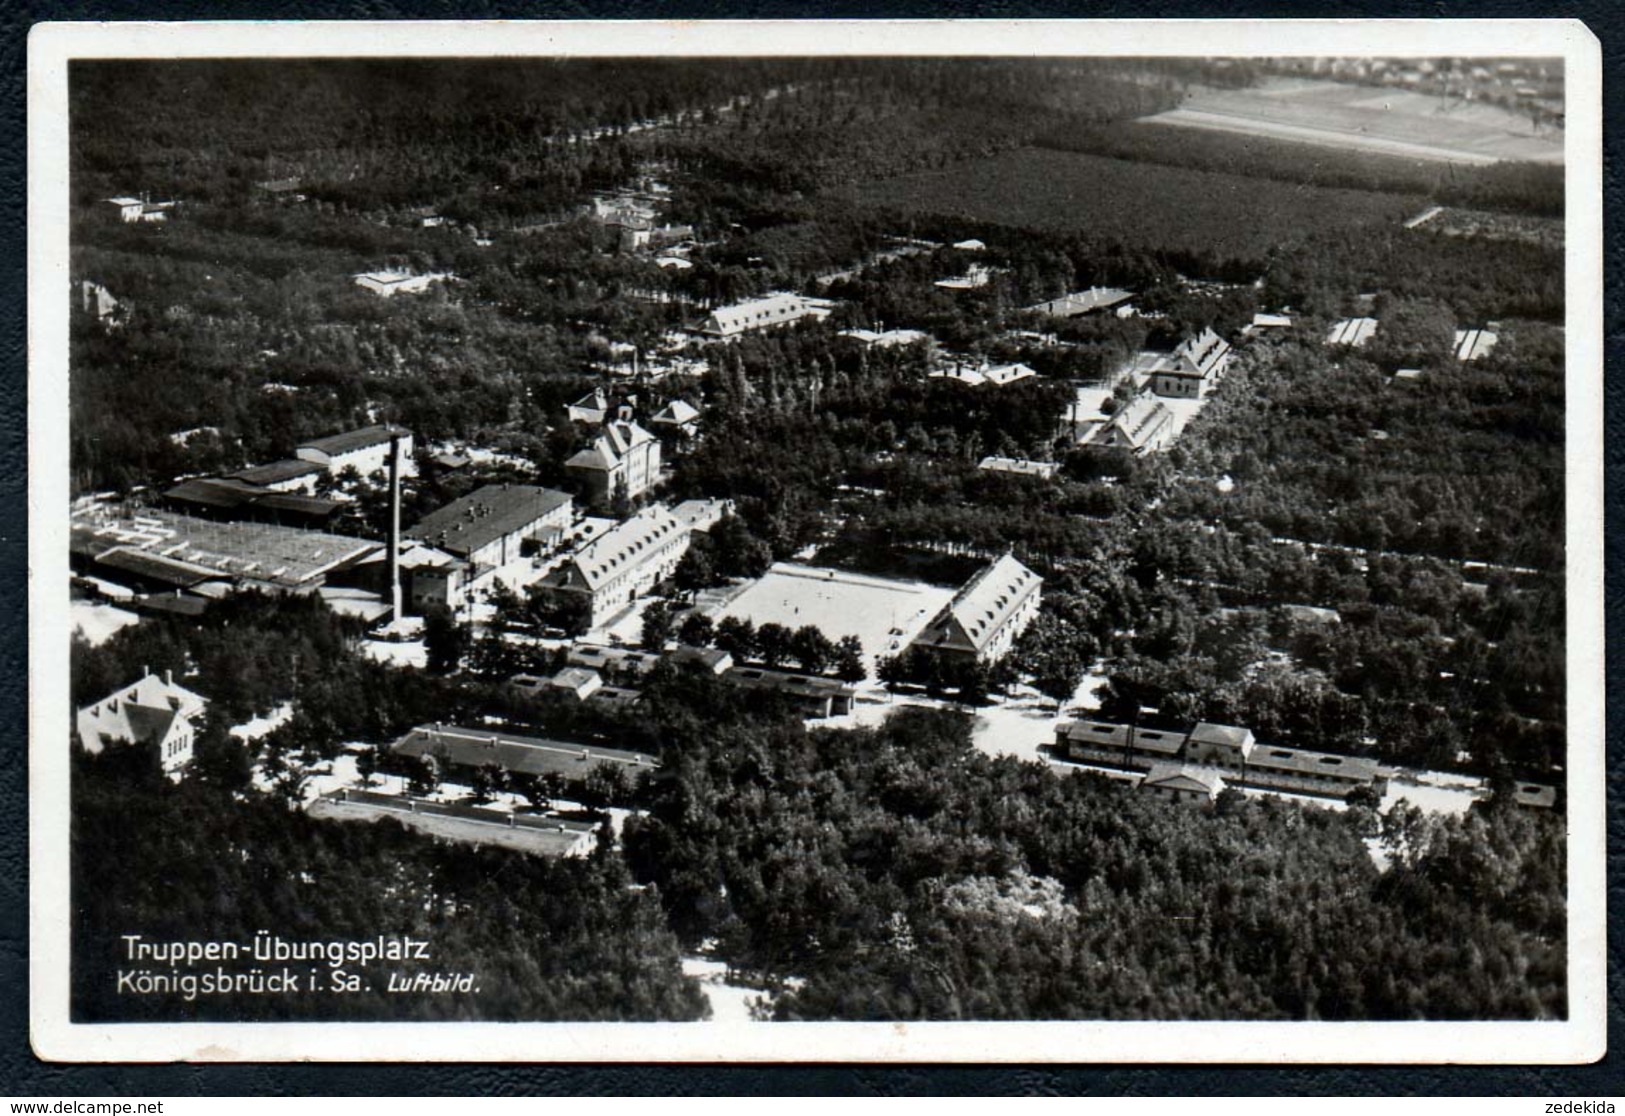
[1057,717,1558,810]
[1058,718,1388,800]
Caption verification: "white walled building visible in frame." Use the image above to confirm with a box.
[565,420,662,507]
[75,670,208,776]
[699,293,835,339]
[295,424,416,481]
[407,484,573,577]
[909,553,1043,663]
[539,505,692,628]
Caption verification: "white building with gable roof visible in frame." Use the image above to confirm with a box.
[539,505,692,628]
[909,553,1042,663]
[75,670,209,776]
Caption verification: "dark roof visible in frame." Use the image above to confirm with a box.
[164,478,261,509]
[251,492,343,519]
[726,666,854,700]
[123,703,178,745]
[390,724,657,779]
[297,424,411,457]
[70,524,121,560]
[97,547,216,588]
[134,593,210,617]
[408,485,572,559]
[228,459,324,486]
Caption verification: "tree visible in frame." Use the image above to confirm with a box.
[610,476,633,519]
[641,600,677,650]
[580,761,631,810]
[423,605,469,674]
[1013,612,1093,709]
[674,539,721,593]
[833,635,867,683]
[712,514,773,578]
[791,625,836,674]
[679,612,715,648]
[756,623,794,668]
[407,753,441,797]
[715,616,757,660]
[356,747,377,790]
[471,761,506,804]
[188,718,251,792]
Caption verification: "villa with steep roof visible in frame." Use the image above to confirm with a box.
[909,553,1042,662]
[1085,393,1176,455]
[1144,328,1232,400]
[75,670,209,776]
[565,420,662,507]
[538,505,692,627]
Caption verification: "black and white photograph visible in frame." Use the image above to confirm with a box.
[27,19,1604,1063]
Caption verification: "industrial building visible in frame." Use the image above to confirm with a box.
[407,484,573,576]
[296,424,416,480]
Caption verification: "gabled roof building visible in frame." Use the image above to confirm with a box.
[296,424,415,481]
[1141,762,1226,804]
[698,293,835,339]
[538,505,692,628]
[565,420,662,507]
[75,670,208,776]
[1144,328,1232,399]
[1084,393,1176,455]
[909,553,1042,662]
[407,484,572,575]
[1326,317,1380,348]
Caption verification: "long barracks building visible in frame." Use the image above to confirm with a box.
[1056,717,1387,799]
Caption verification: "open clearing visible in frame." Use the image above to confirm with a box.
[842,147,1421,262]
[716,562,956,671]
[1146,79,1562,166]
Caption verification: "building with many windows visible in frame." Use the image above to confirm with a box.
[407,484,573,577]
[538,505,692,628]
[565,420,662,507]
[295,424,416,480]
[909,553,1042,663]
[698,293,835,339]
[1144,328,1232,399]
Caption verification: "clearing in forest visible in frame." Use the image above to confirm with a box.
[841,147,1422,264]
[717,563,956,671]
[1145,78,1563,166]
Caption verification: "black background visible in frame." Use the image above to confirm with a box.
[3,0,1620,1097]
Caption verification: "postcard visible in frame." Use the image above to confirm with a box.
[28,18,1604,1062]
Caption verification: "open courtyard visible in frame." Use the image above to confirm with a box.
[715,562,957,671]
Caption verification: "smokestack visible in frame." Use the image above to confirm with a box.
[388,432,403,622]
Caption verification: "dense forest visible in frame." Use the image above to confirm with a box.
[622,693,1564,1021]
[72,746,705,1022]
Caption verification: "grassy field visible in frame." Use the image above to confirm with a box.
[1146,79,1563,166]
[840,147,1424,265]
